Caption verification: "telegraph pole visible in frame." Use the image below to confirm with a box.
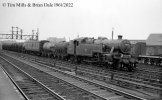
[16,27,19,39]
[77,32,79,38]
[11,26,22,39]
[112,27,114,40]
[20,29,23,39]
[0,27,39,40]
[36,28,39,40]
[32,30,35,40]
[11,26,14,39]
[11,26,19,39]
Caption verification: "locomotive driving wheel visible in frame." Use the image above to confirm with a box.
[113,59,122,70]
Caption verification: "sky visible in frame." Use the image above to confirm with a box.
[0,0,162,41]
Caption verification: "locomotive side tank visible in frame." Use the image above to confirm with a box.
[67,37,108,63]
[67,37,104,57]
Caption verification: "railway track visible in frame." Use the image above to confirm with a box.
[6,50,162,83]
[0,59,65,100]
[136,63,162,74]
[2,50,162,97]
[0,52,154,100]
[7,51,162,85]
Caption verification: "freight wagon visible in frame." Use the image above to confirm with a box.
[24,40,49,55]
[132,34,162,66]
[0,42,2,50]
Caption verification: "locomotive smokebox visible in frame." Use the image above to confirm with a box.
[118,35,123,40]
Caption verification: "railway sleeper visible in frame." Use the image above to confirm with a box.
[2,52,160,99]
[77,70,162,95]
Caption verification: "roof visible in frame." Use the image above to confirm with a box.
[129,40,146,44]
[146,34,162,46]
[47,37,66,42]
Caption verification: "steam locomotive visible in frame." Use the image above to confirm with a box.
[2,35,137,71]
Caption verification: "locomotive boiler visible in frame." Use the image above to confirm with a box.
[67,37,106,63]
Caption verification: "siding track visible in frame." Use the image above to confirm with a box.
[0,52,157,100]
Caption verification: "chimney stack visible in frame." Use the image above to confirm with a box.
[118,35,122,40]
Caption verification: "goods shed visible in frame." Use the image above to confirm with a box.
[146,34,162,56]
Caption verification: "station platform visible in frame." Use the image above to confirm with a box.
[0,64,24,100]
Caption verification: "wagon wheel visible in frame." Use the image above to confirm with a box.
[127,65,133,72]
[113,59,119,70]
[118,62,123,70]
[70,56,76,63]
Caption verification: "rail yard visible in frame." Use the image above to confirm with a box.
[1,0,162,99]
[0,33,162,100]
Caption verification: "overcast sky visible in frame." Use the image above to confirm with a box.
[0,0,162,40]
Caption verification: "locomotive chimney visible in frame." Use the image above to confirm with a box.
[118,35,122,40]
